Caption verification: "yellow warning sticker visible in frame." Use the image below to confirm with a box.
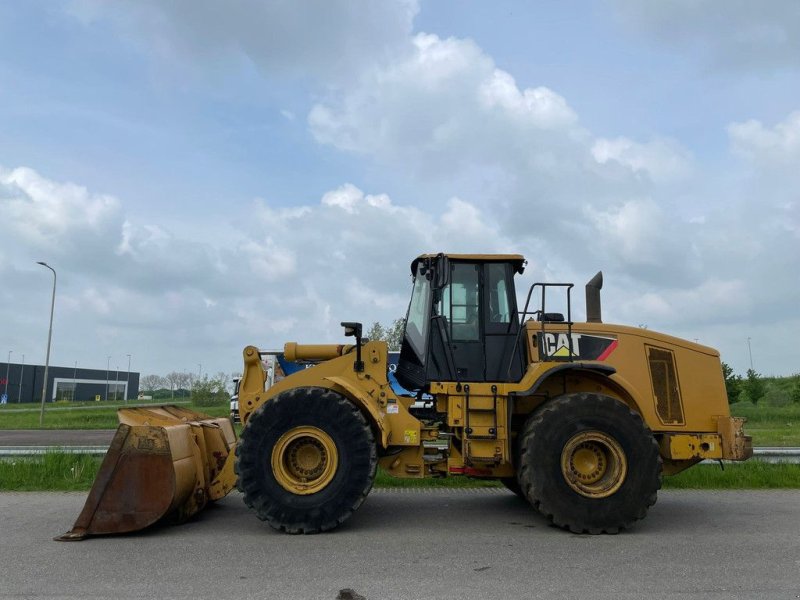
[404,429,418,444]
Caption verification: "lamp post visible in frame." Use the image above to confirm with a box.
[37,262,56,426]
[18,354,24,403]
[73,361,77,402]
[4,350,10,400]
[115,365,119,401]
[747,337,754,371]
[106,356,110,402]
[126,354,131,403]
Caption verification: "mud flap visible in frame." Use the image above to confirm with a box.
[55,406,237,541]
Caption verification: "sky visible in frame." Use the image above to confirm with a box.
[1,0,799,380]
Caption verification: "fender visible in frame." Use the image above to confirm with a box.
[511,362,617,398]
[511,362,647,417]
[324,375,389,447]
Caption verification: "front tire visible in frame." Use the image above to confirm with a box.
[518,393,661,534]
[236,387,377,534]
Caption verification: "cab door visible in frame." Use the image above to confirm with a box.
[440,262,484,381]
[483,262,524,382]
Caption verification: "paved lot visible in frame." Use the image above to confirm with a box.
[0,429,117,446]
[1,488,799,600]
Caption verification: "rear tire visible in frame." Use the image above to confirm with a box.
[236,387,377,534]
[518,393,661,534]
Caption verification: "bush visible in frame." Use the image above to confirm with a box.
[722,362,742,404]
[191,376,229,407]
[791,375,800,405]
[743,369,766,405]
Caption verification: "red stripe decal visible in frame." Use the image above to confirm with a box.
[596,339,618,361]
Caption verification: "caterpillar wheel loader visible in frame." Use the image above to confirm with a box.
[57,253,752,540]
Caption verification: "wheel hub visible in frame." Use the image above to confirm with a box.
[561,431,627,498]
[272,426,338,495]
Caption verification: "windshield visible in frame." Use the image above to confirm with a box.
[404,269,431,363]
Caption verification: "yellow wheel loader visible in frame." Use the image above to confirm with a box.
[57,253,752,540]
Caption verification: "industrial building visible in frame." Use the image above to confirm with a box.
[0,361,139,404]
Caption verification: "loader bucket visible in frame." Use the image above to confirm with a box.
[55,406,237,541]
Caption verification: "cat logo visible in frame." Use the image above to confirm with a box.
[539,332,618,361]
[542,333,582,357]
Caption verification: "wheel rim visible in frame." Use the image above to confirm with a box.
[271,426,339,495]
[560,430,627,498]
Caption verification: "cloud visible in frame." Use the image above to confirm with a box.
[0,166,513,373]
[728,111,800,168]
[591,137,693,184]
[66,0,419,83]
[612,0,800,71]
[1,166,123,258]
[308,33,587,179]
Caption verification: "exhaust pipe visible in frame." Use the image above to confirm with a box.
[586,271,603,323]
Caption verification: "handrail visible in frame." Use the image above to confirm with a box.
[505,281,575,377]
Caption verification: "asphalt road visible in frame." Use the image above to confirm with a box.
[0,429,117,446]
[1,489,798,600]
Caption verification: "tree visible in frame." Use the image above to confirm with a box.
[215,371,231,394]
[366,322,385,343]
[177,372,192,397]
[365,318,405,351]
[192,374,230,407]
[139,374,164,394]
[743,368,766,405]
[386,318,406,351]
[721,362,742,405]
[790,374,800,405]
[164,372,182,400]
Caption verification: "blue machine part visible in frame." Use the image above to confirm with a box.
[275,351,413,396]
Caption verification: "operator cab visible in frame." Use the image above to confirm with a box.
[395,253,527,391]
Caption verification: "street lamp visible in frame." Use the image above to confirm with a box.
[106,356,111,402]
[18,354,24,403]
[115,364,119,401]
[4,350,11,400]
[126,354,131,404]
[36,262,56,426]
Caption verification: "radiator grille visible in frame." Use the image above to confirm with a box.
[647,346,684,425]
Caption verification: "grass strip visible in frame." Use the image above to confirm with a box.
[0,452,102,491]
[3,454,797,492]
[0,402,230,430]
[661,462,800,489]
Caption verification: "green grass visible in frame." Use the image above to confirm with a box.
[730,402,800,446]
[662,462,800,489]
[0,400,230,429]
[0,452,102,491]
[2,454,797,491]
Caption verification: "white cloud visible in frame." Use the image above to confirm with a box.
[479,69,577,129]
[1,166,122,256]
[308,32,588,178]
[592,137,693,183]
[728,111,800,167]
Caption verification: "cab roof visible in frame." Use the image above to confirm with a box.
[410,253,526,275]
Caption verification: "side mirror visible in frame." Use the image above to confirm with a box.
[340,322,364,372]
[342,322,362,338]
